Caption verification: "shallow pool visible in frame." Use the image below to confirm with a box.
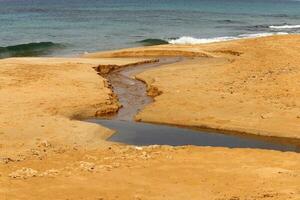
[87,119,300,152]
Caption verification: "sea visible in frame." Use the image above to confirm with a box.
[0,0,300,58]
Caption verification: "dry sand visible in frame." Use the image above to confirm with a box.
[1,145,300,200]
[1,35,300,199]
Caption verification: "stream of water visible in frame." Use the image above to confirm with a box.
[87,58,300,152]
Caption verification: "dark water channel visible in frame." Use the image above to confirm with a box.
[87,57,300,153]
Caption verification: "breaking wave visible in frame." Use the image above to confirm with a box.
[269,25,300,29]
[168,32,289,45]
[0,42,64,59]
[137,38,169,46]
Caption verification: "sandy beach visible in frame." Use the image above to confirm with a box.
[1,35,300,199]
[87,35,300,139]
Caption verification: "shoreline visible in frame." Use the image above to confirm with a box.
[1,33,298,59]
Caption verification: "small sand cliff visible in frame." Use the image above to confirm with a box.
[0,57,154,156]
[89,35,300,140]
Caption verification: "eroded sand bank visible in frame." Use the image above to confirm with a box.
[0,57,155,156]
[1,36,300,199]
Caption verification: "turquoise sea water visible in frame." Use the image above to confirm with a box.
[0,0,300,57]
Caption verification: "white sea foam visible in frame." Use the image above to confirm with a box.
[168,32,289,45]
[239,32,288,38]
[168,36,236,44]
[269,25,300,29]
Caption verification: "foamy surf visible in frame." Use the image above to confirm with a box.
[239,32,288,38]
[168,32,289,45]
[269,25,300,29]
[168,36,236,45]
